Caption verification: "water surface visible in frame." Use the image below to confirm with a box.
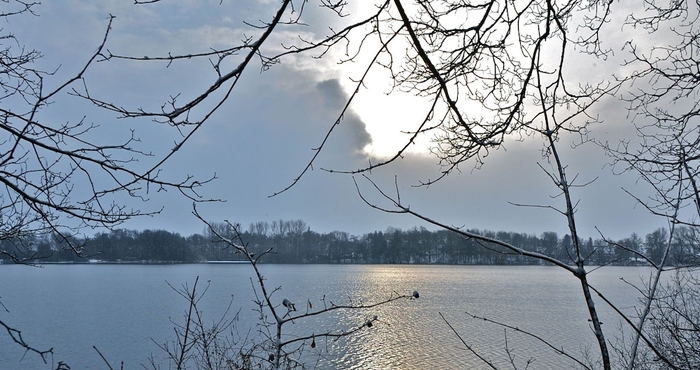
[0,264,652,369]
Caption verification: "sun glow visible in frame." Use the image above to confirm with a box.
[334,42,437,158]
[348,83,436,158]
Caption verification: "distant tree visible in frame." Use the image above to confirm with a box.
[614,233,644,266]
[186,233,209,262]
[387,228,405,263]
[670,227,700,266]
[326,230,349,263]
[540,232,559,260]
[89,232,115,261]
[645,228,669,267]
[34,235,53,261]
[249,221,271,237]
[366,231,388,263]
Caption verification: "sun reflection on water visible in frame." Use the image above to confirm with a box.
[280,264,634,369]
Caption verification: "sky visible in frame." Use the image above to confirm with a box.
[6,0,673,241]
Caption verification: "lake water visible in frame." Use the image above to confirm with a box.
[0,264,654,369]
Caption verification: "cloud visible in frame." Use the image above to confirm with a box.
[315,79,373,156]
[114,65,380,235]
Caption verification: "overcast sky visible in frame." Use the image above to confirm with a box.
[8,0,670,240]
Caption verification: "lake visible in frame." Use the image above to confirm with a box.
[0,264,654,369]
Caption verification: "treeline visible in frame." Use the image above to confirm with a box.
[2,219,698,266]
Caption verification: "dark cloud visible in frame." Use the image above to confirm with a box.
[115,67,383,236]
[315,79,373,157]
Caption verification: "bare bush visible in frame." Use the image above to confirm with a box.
[142,206,418,370]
